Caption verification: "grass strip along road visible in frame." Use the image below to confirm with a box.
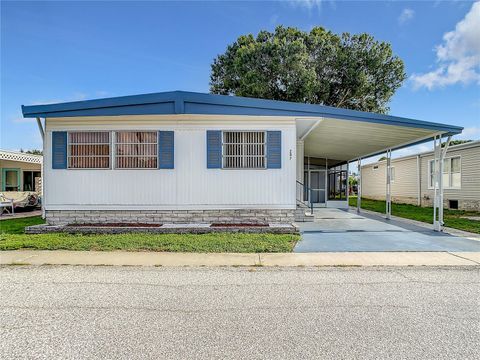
[0,216,298,253]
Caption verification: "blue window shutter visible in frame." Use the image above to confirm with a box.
[206,130,222,169]
[158,131,174,169]
[267,131,281,169]
[52,131,67,169]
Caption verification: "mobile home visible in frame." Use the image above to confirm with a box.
[0,150,42,193]
[361,140,480,211]
[21,91,463,226]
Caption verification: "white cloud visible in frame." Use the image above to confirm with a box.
[411,1,480,89]
[392,144,431,159]
[269,14,279,26]
[398,8,415,25]
[286,0,323,13]
[456,126,480,140]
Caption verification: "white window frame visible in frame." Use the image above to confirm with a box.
[67,131,111,170]
[221,130,267,170]
[388,166,395,183]
[428,155,461,190]
[114,131,158,170]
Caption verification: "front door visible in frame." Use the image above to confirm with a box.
[304,170,326,204]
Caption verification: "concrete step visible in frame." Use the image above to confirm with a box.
[294,208,314,222]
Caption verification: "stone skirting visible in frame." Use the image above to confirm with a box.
[45,209,295,226]
[420,198,480,211]
[361,196,480,211]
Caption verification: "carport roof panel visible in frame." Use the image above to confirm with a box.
[302,118,438,161]
[22,91,463,135]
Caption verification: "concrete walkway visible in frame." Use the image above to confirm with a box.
[0,209,41,220]
[1,250,479,267]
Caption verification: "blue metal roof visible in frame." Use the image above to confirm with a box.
[21,90,463,135]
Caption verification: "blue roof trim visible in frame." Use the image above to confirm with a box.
[21,90,463,135]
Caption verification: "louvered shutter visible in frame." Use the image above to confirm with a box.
[266,131,281,169]
[52,131,67,169]
[158,131,174,169]
[206,130,222,169]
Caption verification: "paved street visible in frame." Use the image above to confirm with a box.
[1,266,479,360]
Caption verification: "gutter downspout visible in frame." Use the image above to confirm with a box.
[36,117,46,219]
[36,117,45,141]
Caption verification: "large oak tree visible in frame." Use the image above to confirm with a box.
[210,26,406,114]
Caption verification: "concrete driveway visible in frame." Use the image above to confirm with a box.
[295,208,480,252]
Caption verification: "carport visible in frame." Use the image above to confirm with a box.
[295,208,480,252]
[295,107,463,232]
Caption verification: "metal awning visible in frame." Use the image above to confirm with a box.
[296,117,442,162]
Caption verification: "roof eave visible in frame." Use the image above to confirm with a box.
[21,91,464,135]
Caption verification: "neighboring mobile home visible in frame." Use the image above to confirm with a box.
[361,140,480,211]
[0,150,42,193]
[21,91,463,226]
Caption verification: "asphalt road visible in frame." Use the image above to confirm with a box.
[1,266,479,360]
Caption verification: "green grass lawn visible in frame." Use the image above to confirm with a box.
[0,215,46,234]
[349,196,480,234]
[0,216,298,253]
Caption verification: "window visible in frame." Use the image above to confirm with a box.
[328,165,348,200]
[451,157,461,188]
[2,169,19,191]
[115,131,158,169]
[389,167,395,182]
[373,165,379,170]
[429,156,461,189]
[23,171,41,191]
[222,131,265,169]
[68,132,110,169]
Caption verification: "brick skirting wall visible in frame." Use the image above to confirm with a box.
[45,209,295,225]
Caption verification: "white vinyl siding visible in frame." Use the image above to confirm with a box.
[43,116,296,209]
[115,131,158,169]
[359,142,479,208]
[222,131,266,169]
[67,132,110,169]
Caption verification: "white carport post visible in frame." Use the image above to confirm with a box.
[357,158,362,213]
[346,161,349,204]
[433,135,452,232]
[385,149,392,220]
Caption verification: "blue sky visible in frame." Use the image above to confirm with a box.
[1,0,479,158]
